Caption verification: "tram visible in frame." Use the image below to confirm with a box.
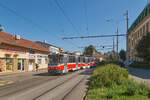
[48,54,97,74]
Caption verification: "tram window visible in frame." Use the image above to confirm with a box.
[58,55,64,63]
[83,58,85,62]
[78,57,80,62]
[48,54,59,65]
[69,56,71,63]
[88,58,90,62]
[69,56,75,63]
[72,56,75,62]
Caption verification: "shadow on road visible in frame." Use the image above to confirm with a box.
[129,67,150,79]
[80,68,94,76]
[33,73,55,76]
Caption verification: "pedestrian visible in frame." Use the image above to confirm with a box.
[36,63,39,72]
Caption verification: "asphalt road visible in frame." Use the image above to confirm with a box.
[129,67,150,85]
[0,69,93,100]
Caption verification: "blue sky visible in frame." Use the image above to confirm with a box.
[0,0,149,53]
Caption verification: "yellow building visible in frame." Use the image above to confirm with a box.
[128,3,150,62]
[0,32,49,73]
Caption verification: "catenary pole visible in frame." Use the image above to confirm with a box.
[117,28,119,61]
[126,10,129,67]
[113,36,115,52]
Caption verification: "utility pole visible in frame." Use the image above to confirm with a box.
[117,28,119,61]
[113,36,115,52]
[126,10,129,67]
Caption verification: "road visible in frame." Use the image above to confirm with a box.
[0,69,93,100]
[129,67,150,85]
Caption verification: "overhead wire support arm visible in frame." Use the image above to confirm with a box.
[62,34,127,40]
[78,45,117,49]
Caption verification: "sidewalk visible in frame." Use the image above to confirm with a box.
[0,69,48,87]
[0,68,47,76]
[0,71,23,76]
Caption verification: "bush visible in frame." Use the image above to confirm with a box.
[148,91,150,98]
[106,89,115,99]
[138,83,150,96]
[90,64,129,88]
[124,81,138,96]
[87,64,150,100]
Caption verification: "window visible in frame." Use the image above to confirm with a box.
[147,22,149,33]
[48,54,64,65]
[5,58,13,71]
[83,57,85,62]
[45,59,48,64]
[78,57,81,62]
[37,59,41,64]
[138,31,140,38]
[143,25,145,34]
[69,56,75,63]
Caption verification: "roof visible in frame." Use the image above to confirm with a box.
[0,32,49,53]
[128,3,150,33]
[36,41,60,49]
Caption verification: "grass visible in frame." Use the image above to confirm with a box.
[86,64,150,100]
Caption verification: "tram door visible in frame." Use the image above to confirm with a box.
[85,57,88,68]
[75,56,78,70]
[63,54,68,73]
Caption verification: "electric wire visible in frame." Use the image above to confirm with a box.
[54,0,80,34]
[0,2,78,50]
[53,0,82,50]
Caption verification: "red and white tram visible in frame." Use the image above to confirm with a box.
[48,54,97,74]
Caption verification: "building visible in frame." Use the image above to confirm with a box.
[92,51,104,61]
[128,3,150,61]
[73,51,82,56]
[36,41,64,54]
[0,32,49,73]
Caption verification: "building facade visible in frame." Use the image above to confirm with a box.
[73,51,82,56]
[36,41,64,54]
[128,3,150,62]
[0,32,49,73]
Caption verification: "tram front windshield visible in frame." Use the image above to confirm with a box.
[48,54,64,66]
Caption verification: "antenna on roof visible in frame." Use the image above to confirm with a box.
[0,24,4,32]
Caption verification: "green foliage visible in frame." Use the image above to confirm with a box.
[105,51,120,62]
[136,33,150,62]
[83,45,96,56]
[124,81,138,96]
[119,49,126,61]
[138,83,150,96]
[86,64,150,100]
[91,64,128,88]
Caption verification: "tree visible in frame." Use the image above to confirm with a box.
[105,51,120,62]
[119,49,126,61]
[83,45,96,56]
[136,33,150,62]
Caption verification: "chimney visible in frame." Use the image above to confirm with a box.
[0,24,4,32]
[15,35,21,40]
[44,40,47,43]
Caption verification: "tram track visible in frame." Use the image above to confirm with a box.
[33,69,92,100]
[0,69,92,100]
[61,76,85,100]
[33,72,80,100]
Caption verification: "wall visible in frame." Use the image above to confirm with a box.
[0,43,48,73]
[129,14,150,61]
